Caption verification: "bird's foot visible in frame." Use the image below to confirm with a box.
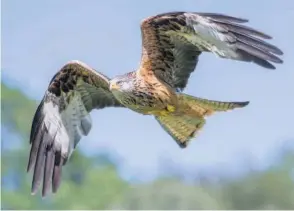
[166,105,176,112]
[159,105,176,117]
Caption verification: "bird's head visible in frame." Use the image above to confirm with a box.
[109,74,135,94]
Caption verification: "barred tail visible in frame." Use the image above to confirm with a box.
[155,93,249,148]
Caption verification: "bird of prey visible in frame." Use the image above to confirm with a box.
[27,11,283,197]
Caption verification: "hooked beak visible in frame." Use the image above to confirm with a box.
[109,81,120,91]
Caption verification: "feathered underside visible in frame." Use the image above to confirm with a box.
[27,61,124,197]
[138,11,283,91]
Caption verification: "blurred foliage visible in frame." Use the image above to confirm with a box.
[1,83,36,137]
[1,81,294,209]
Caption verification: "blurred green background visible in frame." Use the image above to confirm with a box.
[1,81,294,209]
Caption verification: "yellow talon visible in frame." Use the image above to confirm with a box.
[167,105,176,112]
[147,105,176,117]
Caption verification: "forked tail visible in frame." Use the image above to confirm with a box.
[155,93,249,148]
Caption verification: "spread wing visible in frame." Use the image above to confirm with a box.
[139,12,283,91]
[27,60,124,197]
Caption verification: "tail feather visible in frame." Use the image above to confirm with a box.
[155,115,205,148]
[177,93,249,117]
[155,93,249,148]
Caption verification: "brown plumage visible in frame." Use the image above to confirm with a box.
[27,11,283,197]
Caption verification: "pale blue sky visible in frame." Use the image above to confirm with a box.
[2,0,294,181]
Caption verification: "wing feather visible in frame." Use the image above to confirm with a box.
[194,12,249,23]
[139,12,283,91]
[27,60,124,197]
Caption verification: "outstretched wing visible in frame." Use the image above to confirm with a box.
[139,12,283,91]
[27,60,124,197]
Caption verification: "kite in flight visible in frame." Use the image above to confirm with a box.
[27,12,283,197]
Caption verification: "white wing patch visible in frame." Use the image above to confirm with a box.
[183,13,239,58]
[42,92,92,159]
[42,98,69,158]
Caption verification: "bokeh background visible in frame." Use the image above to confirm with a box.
[1,0,294,209]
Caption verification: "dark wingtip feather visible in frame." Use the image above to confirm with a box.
[236,41,283,64]
[235,33,284,56]
[27,101,45,173]
[199,11,284,68]
[196,12,249,23]
[30,101,44,144]
[52,156,63,193]
[211,18,273,39]
[30,125,65,197]
[237,49,278,69]
[42,149,55,197]
[194,12,273,39]
[27,129,41,173]
[268,47,284,56]
[253,57,277,69]
[274,48,283,56]
[31,133,46,195]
